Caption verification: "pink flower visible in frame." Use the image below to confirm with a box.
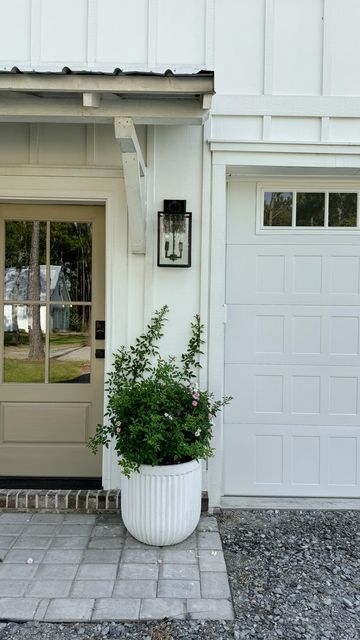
[192,400,198,407]
[193,391,200,400]
[116,427,121,434]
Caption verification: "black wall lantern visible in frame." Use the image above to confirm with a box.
[157,200,192,268]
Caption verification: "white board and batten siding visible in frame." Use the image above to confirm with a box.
[0,0,212,73]
[212,0,360,149]
[224,181,360,497]
[2,0,360,100]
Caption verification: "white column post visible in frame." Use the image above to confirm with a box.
[207,161,227,509]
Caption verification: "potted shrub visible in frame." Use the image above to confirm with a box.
[88,305,230,546]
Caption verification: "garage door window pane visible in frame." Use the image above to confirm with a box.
[329,193,357,227]
[264,192,292,226]
[296,193,325,227]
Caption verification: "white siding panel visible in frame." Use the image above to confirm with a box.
[272,0,323,95]
[212,116,263,141]
[214,0,265,94]
[95,0,148,65]
[329,118,360,143]
[39,0,88,63]
[329,0,360,96]
[0,0,31,65]
[0,124,29,164]
[271,118,321,143]
[37,124,87,165]
[94,125,122,166]
[156,0,206,66]
[152,125,202,354]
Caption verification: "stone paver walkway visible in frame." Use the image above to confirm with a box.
[0,512,233,622]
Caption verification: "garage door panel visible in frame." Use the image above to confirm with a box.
[223,423,360,496]
[225,364,360,426]
[226,244,360,305]
[226,305,360,365]
[225,182,360,497]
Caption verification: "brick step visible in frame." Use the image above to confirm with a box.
[0,490,208,514]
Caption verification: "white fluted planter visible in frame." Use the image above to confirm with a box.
[121,459,202,546]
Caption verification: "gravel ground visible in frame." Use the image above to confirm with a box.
[0,509,359,640]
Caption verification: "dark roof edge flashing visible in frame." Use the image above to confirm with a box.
[3,67,214,79]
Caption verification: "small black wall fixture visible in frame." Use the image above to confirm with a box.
[157,200,192,268]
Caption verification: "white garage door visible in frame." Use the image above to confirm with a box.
[224,182,360,497]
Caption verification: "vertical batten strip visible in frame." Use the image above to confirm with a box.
[29,124,40,165]
[87,0,97,69]
[147,0,158,69]
[263,0,275,96]
[30,0,41,70]
[322,0,332,96]
[262,115,272,141]
[86,124,96,166]
[205,0,215,71]
[321,117,330,143]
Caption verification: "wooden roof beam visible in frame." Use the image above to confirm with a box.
[114,117,146,255]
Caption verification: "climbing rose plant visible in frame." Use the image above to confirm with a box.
[88,305,231,477]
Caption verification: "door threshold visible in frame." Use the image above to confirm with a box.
[0,477,102,490]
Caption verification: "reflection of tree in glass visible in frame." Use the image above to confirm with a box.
[296,193,325,227]
[5,220,46,270]
[5,221,46,350]
[50,223,92,330]
[329,193,357,227]
[264,192,292,226]
[28,222,44,360]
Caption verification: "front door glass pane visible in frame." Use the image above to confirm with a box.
[49,305,91,383]
[3,219,93,384]
[4,304,46,383]
[50,222,92,302]
[5,221,46,301]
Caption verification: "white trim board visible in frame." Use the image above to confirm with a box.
[221,497,360,511]
[211,95,360,118]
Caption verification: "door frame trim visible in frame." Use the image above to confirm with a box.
[0,172,128,490]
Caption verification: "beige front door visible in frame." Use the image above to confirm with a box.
[0,204,105,479]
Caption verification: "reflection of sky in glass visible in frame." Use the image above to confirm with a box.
[264,191,292,204]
